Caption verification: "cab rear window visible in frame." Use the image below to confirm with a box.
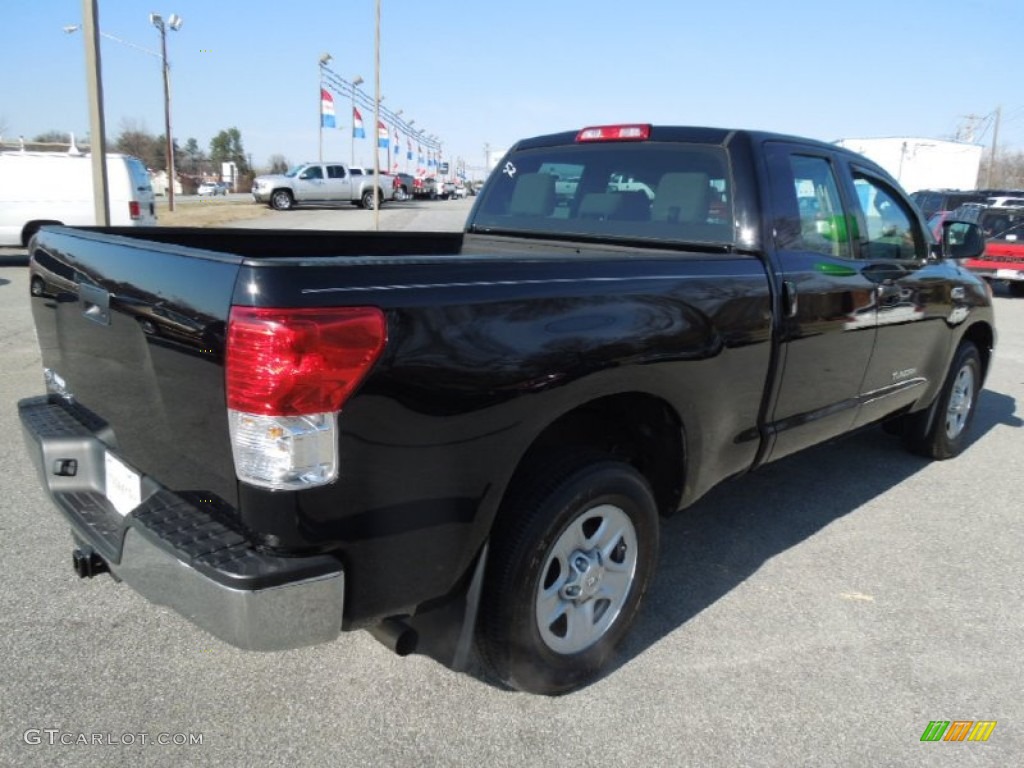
[471,143,733,245]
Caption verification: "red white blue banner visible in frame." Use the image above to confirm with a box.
[320,89,336,128]
[353,107,365,139]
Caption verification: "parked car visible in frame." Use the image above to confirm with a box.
[412,176,440,199]
[391,172,415,201]
[20,123,993,695]
[909,189,989,220]
[251,162,389,210]
[197,181,227,196]
[959,206,1024,296]
[986,196,1024,208]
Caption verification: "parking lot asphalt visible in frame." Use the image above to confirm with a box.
[0,221,1021,766]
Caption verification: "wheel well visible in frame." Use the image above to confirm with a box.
[502,394,684,518]
[22,220,61,246]
[962,322,994,380]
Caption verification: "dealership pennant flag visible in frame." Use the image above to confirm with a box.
[377,121,389,149]
[320,89,336,128]
[407,139,413,161]
[352,107,365,139]
[393,127,400,151]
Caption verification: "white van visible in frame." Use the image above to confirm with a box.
[0,151,157,246]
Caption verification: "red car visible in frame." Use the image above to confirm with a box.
[962,209,1024,297]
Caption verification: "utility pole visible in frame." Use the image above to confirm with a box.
[150,13,182,212]
[82,0,109,226]
[373,0,381,229]
[986,106,1001,188]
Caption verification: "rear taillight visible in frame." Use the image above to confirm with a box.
[225,306,386,490]
[576,124,651,142]
[129,201,141,220]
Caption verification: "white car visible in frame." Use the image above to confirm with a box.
[986,196,1024,208]
[197,181,227,196]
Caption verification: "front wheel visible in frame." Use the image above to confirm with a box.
[903,341,981,459]
[269,190,293,211]
[478,454,659,695]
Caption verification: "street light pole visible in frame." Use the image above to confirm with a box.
[319,53,332,162]
[350,75,364,169]
[150,12,181,212]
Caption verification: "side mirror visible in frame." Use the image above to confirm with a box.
[943,221,984,261]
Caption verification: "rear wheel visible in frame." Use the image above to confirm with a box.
[270,190,293,211]
[361,190,378,210]
[903,341,981,459]
[478,453,659,695]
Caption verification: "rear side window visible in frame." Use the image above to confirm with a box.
[124,157,152,193]
[764,146,853,260]
[787,155,852,259]
[471,143,733,244]
[326,165,347,179]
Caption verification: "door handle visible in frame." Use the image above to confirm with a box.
[876,281,902,300]
[78,282,111,326]
[782,280,798,318]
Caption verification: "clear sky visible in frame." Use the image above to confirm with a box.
[2,0,1023,177]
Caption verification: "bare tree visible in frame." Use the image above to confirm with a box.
[268,154,290,174]
[115,119,162,169]
[978,149,1024,190]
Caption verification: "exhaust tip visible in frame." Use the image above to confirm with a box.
[368,618,419,657]
[72,548,109,579]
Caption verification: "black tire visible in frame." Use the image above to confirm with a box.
[361,190,376,210]
[903,341,981,459]
[478,453,659,695]
[30,276,45,297]
[270,190,293,211]
[1008,281,1024,298]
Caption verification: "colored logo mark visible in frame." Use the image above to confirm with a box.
[920,720,997,742]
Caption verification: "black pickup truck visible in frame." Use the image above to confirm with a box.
[19,124,994,695]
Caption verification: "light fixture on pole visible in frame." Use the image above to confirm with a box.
[63,24,160,57]
[150,12,182,212]
[318,52,332,162]
[350,75,364,169]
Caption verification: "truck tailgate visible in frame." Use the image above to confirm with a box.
[28,227,244,509]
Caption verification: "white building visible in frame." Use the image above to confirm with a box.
[834,137,983,193]
[150,169,182,196]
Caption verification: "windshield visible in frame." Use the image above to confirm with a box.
[981,210,1024,240]
[470,142,733,245]
[283,165,305,178]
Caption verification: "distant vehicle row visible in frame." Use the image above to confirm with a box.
[910,187,1024,220]
[251,161,476,210]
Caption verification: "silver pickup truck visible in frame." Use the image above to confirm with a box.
[252,162,390,210]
